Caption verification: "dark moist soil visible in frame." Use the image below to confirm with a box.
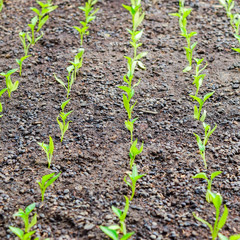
[0,0,240,239]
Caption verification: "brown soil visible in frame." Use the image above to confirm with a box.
[0,0,239,239]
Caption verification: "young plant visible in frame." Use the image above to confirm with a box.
[219,233,240,240]
[9,203,38,240]
[54,49,84,98]
[124,164,146,200]
[16,55,31,76]
[69,48,85,82]
[190,91,215,122]
[0,69,19,98]
[31,0,58,32]
[192,171,222,203]
[193,58,208,96]
[73,0,99,46]
[100,196,134,240]
[170,1,197,72]
[193,191,229,240]
[0,88,7,118]
[129,139,143,169]
[19,32,31,56]
[28,16,43,45]
[37,172,61,201]
[54,66,74,99]
[37,136,54,168]
[219,0,240,52]
[193,122,217,169]
[57,99,73,142]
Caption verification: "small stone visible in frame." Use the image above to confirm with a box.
[84,223,95,230]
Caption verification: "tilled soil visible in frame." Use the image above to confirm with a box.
[0,0,240,239]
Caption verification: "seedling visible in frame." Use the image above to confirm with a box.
[16,55,31,76]
[37,172,61,201]
[37,136,54,168]
[57,99,73,142]
[193,122,217,169]
[170,1,197,72]
[100,196,134,239]
[0,69,19,98]
[192,171,222,203]
[190,91,215,122]
[129,139,143,169]
[9,203,38,240]
[100,226,134,240]
[193,58,208,96]
[193,191,229,240]
[219,0,240,52]
[0,88,7,118]
[219,233,240,240]
[124,164,146,200]
[31,0,58,32]
[69,48,85,82]
[54,66,74,99]
[28,16,43,45]
[74,0,99,46]
[19,32,31,56]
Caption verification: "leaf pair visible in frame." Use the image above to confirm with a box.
[193,191,229,240]
[129,139,143,169]
[192,171,222,203]
[37,172,61,201]
[37,136,54,168]
[124,164,146,200]
[0,69,19,98]
[57,99,73,142]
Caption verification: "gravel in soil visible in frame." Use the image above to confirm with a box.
[0,0,239,239]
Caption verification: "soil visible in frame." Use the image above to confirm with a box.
[0,0,240,239]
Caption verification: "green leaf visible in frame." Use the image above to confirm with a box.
[121,232,135,240]
[61,99,70,111]
[137,61,145,69]
[218,205,228,229]
[135,52,147,60]
[230,234,240,240]
[232,48,240,53]
[192,172,208,181]
[112,206,122,218]
[183,65,191,72]
[38,15,49,31]
[211,171,222,180]
[200,110,206,122]
[9,226,24,239]
[194,105,199,119]
[54,74,66,88]
[203,91,214,102]
[192,212,213,232]
[42,173,55,184]
[45,172,61,189]
[25,203,35,215]
[100,226,118,240]
[218,233,229,240]
[28,213,37,230]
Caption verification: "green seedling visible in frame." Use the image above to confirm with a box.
[19,32,31,56]
[54,66,74,98]
[170,1,197,72]
[193,191,229,240]
[100,196,134,239]
[192,171,222,203]
[69,48,85,81]
[28,16,43,45]
[0,69,19,98]
[37,172,61,201]
[193,58,208,96]
[57,99,73,142]
[31,0,58,32]
[9,203,38,240]
[129,139,143,169]
[100,226,134,240]
[125,118,138,143]
[74,0,99,46]
[193,122,217,169]
[124,164,146,200]
[16,55,31,76]
[190,91,215,122]
[38,136,54,168]
[0,88,7,118]
[0,0,3,12]
[219,233,240,240]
